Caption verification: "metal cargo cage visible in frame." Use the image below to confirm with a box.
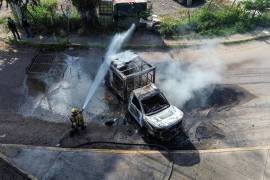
[26,52,67,91]
[106,51,156,101]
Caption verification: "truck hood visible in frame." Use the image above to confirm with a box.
[145,105,184,129]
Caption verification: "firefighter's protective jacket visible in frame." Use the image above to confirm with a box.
[70,112,84,126]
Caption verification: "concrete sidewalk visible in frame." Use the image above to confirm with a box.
[1,26,270,49]
[164,28,270,46]
[0,144,269,180]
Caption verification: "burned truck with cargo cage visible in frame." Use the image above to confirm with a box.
[105,51,184,140]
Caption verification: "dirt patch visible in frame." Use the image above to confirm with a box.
[195,124,225,140]
[183,84,254,112]
[180,84,254,147]
[208,85,244,107]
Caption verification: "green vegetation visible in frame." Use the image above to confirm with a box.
[27,0,81,34]
[0,0,39,9]
[159,0,270,38]
[0,18,5,25]
[3,0,269,38]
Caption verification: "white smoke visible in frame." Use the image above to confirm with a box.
[20,55,90,121]
[82,24,136,110]
[39,55,90,115]
[159,43,224,107]
[19,25,136,120]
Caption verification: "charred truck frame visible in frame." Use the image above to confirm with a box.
[26,52,67,92]
[105,51,184,141]
[105,51,156,101]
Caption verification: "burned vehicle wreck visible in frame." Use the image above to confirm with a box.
[105,51,184,140]
[105,51,156,101]
[128,83,184,140]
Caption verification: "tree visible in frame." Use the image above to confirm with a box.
[0,0,39,8]
[241,0,270,17]
[0,0,39,23]
[71,0,99,27]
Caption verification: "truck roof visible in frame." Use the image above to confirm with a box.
[111,51,139,69]
[113,0,147,4]
[133,83,160,99]
[110,51,154,78]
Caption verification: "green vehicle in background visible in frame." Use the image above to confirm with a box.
[113,0,148,28]
[98,0,149,28]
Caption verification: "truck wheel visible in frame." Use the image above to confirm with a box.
[104,73,110,88]
[125,111,133,122]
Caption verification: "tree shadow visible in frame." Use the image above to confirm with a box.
[0,157,30,180]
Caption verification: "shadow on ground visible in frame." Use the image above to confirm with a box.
[0,158,30,180]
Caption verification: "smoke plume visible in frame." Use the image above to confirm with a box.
[20,55,91,121]
[159,43,224,107]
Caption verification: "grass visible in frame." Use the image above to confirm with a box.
[159,6,270,38]
[27,0,81,34]
[0,18,6,25]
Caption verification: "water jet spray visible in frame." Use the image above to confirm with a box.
[82,24,136,111]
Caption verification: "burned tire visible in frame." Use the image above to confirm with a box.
[125,111,134,123]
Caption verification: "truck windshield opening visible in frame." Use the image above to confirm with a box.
[141,93,169,115]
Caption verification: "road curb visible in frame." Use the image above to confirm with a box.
[7,40,167,50]
[164,34,270,48]
[1,143,270,154]
[6,34,270,50]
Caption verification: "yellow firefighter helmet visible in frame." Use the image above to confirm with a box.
[71,107,78,113]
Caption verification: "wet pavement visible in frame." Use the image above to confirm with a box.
[1,40,270,179]
[9,47,229,150]
[1,41,270,151]
[0,43,268,152]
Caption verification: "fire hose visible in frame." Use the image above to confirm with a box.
[58,138,174,180]
[59,110,174,180]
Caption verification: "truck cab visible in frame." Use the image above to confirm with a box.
[128,83,184,140]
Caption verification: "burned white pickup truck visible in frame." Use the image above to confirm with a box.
[128,83,184,140]
[105,51,184,140]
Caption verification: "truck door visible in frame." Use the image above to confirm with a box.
[129,95,143,126]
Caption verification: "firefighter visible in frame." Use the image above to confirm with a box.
[70,107,86,132]
[7,17,21,40]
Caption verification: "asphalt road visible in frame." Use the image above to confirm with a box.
[139,40,270,149]
[1,39,270,179]
[0,144,269,180]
